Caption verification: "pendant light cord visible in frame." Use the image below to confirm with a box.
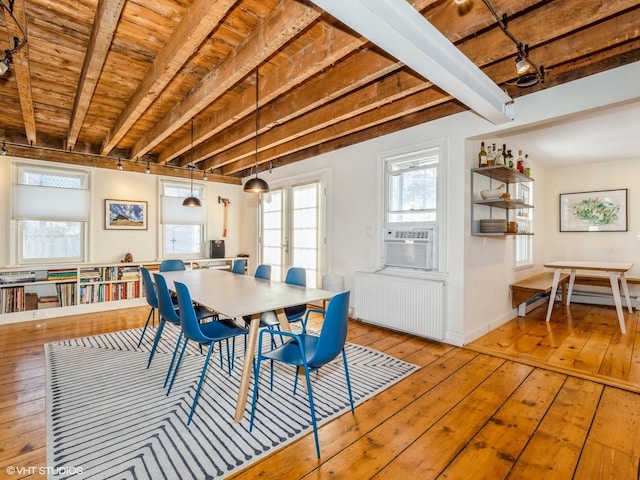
[254,68,259,176]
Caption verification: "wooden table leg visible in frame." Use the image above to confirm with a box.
[545,269,562,323]
[620,273,633,313]
[609,272,627,334]
[233,309,293,422]
[234,316,260,422]
[566,269,576,305]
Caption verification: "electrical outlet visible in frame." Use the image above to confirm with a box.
[33,310,48,319]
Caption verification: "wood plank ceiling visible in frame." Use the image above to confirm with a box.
[0,0,638,184]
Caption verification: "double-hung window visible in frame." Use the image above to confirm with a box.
[514,182,533,267]
[385,147,439,225]
[13,164,90,263]
[161,180,207,258]
[382,139,444,271]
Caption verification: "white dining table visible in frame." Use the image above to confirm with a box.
[543,260,634,334]
[158,268,335,422]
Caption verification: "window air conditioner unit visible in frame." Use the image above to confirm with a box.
[383,228,438,271]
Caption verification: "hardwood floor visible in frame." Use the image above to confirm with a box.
[1,304,639,479]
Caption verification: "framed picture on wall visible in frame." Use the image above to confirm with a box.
[105,199,148,230]
[559,189,627,232]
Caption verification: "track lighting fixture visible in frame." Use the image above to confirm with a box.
[202,169,208,181]
[145,161,150,174]
[117,159,123,171]
[0,1,27,76]
[480,0,544,87]
[0,141,7,156]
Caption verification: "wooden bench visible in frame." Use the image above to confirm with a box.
[510,272,570,316]
[573,275,640,287]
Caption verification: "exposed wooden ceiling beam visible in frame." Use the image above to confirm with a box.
[1,0,35,145]
[130,0,322,160]
[160,20,366,166]
[4,143,240,184]
[203,0,640,175]
[66,0,126,150]
[220,1,640,176]
[100,0,237,156]
[189,48,401,169]
[158,0,441,167]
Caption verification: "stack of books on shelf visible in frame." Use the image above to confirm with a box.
[1,286,25,313]
[0,271,36,284]
[80,268,101,283]
[56,283,75,307]
[120,267,140,281]
[47,268,77,282]
[37,295,60,309]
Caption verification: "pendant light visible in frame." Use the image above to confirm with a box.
[183,119,202,207]
[243,68,270,193]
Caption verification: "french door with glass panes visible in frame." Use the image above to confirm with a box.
[260,177,325,287]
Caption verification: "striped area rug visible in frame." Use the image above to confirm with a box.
[46,326,418,479]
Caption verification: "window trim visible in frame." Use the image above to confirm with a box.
[378,138,447,273]
[160,178,208,259]
[13,161,91,265]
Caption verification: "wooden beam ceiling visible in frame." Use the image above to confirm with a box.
[0,0,637,182]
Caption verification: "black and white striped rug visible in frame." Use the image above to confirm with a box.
[46,326,418,479]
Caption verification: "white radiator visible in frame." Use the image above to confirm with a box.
[354,271,444,340]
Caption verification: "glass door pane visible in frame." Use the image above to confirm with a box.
[260,178,324,287]
[291,183,319,288]
[261,189,284,282]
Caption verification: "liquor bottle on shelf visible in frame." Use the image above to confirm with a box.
[494,147,504,166]
[478,142,487,168]
[516,150,525,173]
[506,150,513,169]
[487,143,496,166]
[524,154,531,176]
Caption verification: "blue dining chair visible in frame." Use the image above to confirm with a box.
[159,259,186,272]
[147,273,216,383]
[249,290,353,458]
[169,280,249,424]
[264,266,309,328]
[231,259,246,274]
[137,267,160,347]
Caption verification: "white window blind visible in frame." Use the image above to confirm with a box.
[161,196,208,224]
[13,184,90,221]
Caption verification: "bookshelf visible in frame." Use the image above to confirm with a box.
[0,257,247,324]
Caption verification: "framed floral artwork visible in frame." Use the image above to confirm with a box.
[559,189,627,232]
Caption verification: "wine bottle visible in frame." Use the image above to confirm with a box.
[524,154,531,176]
[478,142,487,168]
[495,147,504,166]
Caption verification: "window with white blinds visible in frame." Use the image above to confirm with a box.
[14,164,90,263]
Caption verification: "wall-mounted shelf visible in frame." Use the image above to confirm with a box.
[471,166,534,237]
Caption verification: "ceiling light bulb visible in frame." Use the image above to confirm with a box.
[145,161,150,174]
[0,141,7,155]
[0,58,9,76]
[202,170,208,181]
[515,55,531,75]
[117,160,123,171]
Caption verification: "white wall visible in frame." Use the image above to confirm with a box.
[0,158,243,267]
[543,158,640,273]
[241,61,640,346]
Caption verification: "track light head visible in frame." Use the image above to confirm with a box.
[0,141,7,156]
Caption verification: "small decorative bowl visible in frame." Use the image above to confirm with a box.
[480,188,503,199]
